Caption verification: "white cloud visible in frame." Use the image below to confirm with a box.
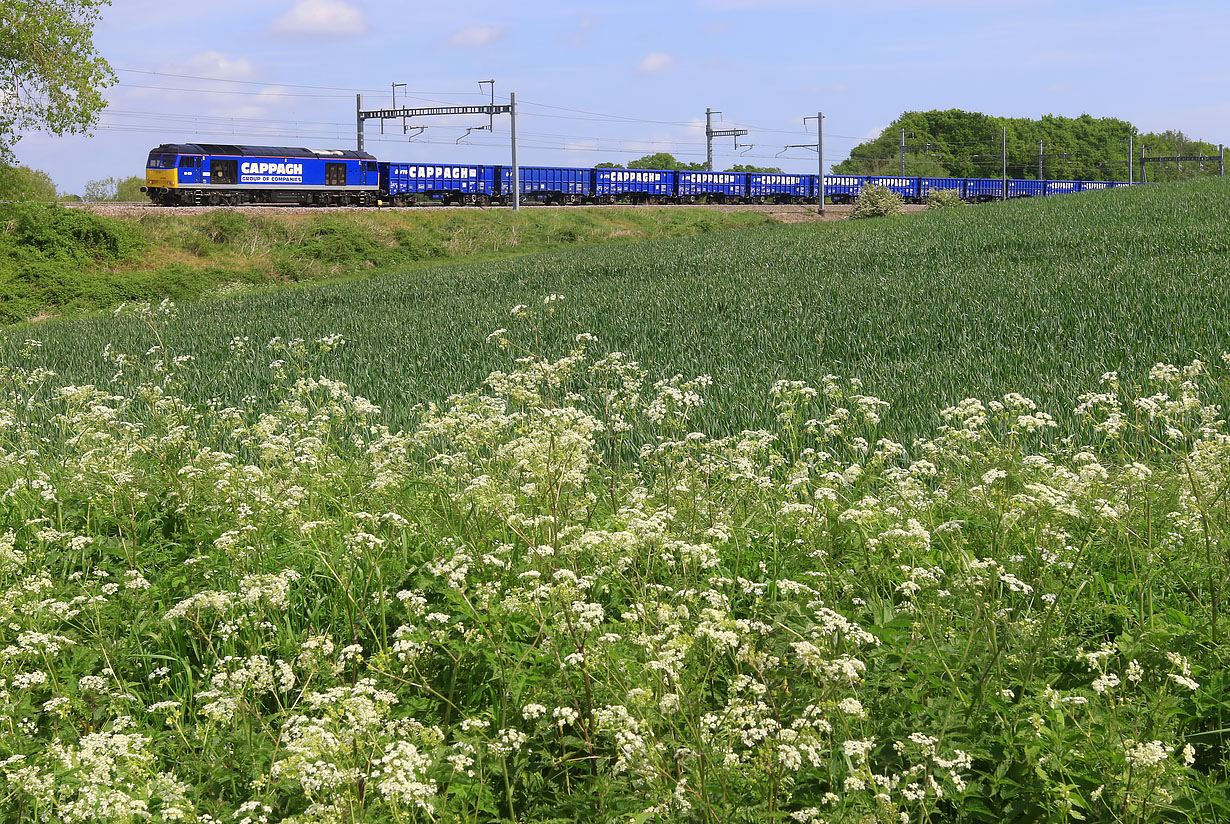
[182,51,254,80]
[637,52,675,73]
[446,25,504,48]
[271,0,365,37]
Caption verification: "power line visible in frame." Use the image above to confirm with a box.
[116,68,479,98]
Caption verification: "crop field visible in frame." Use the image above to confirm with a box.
[0,178,1228,822]
[7,178,1229,441]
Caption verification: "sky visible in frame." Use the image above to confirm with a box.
[14,0,1230,194]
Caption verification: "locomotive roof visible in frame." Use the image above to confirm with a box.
[150,143,375,160]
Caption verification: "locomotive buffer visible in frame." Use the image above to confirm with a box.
[357,95,522,209]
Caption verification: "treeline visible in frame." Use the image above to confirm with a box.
[596,152,782,173]
[834,110,1224,182]
[0,164,147,202]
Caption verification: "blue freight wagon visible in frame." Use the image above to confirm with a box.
[593,168,675,202]
[676,171,748,202]
[142,143,378,206]
[1045,180,1081,196]
[918,177,966,201]
[964,178,1005,201]
[824,175,867,203]
[868,176,919,200]
[498,166,592,204]
[1006,179,1045,198]
[748,173,810,203]
[381,162,497,205]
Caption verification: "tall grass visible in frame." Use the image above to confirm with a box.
[0,204,773,324]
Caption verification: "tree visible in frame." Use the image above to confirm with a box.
[115,176,146,201]
[832,109,1223,183]
[83,175,148,202]
[0,0,115,160]
[725,164,784,173]
[602,153,707,171]
[82,176,117,202]
[0,163,57,201]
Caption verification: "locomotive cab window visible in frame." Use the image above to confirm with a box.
[147,154,177,169]
[179,157,196,167]
[325,163,347,186]
[212,159,237,185]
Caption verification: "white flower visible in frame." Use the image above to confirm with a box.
[1168,673,1199,691]
[1124,739,1172,769]
[1092,673,1120,694]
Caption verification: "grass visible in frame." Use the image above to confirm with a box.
[6,177,1229,441]
[0,203,775,325]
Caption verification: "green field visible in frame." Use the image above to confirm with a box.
[8,178,1229,440]
[2,179,1229,822]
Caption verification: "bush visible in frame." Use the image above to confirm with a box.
[1,201,142,262]
[0,164,57,202]
[292,219,386,265]
[850,184,904,219]
[926,188,964,209]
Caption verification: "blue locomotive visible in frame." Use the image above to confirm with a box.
[143,143,1128,207]
[142,143,379,206]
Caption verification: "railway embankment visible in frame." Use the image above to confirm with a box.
[0,203,803,326]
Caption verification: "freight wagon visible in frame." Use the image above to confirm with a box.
[142,143,1134,207]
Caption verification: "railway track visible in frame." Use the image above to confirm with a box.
[60,202,900,222]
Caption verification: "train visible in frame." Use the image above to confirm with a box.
[141,142,1131,207]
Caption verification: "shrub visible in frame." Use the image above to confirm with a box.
[292,219,386,265]
[926,188,964,209]
[850,184,904,219]
[0,164,57,202]
[1,201,142,262]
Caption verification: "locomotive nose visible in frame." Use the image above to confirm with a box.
[145,169,177,189]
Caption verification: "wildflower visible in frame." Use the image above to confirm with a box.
[1092,673,1120,694]
[552,706,580,728]
[1168,674,1199,691]
[1124,739,1172,769]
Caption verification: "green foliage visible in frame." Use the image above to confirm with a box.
[0,163,57,201]
[725,164,784,173]
[926,188,964,209]
[850,183,904,218]
[2,201,140,261]
[0,202,146,322]
[604,152,707,171]
[0,0,115,160]
[83,175,149,202]
[0,207,772,324]
[834,109,1223,182]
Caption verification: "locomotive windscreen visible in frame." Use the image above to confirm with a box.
[146,153,177,169]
